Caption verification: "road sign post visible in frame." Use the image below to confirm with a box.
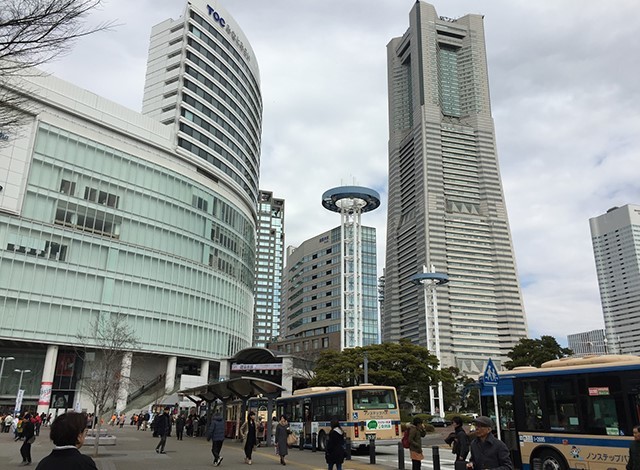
[483,359,501,440]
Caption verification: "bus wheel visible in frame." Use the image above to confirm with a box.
[537,449,568,470]
[317,431,327,451]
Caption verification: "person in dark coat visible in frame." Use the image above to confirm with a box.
[274,415,289,466]
[468,416,513,470]
[240,411,257,464]
[206,413,226,466]
[154,407,171,454]
[628,425,640,470]
[325,418,346,470]
[20,413,35,466]
[175,414,185,441]
[451,416,470,461]
[35,411,97,470]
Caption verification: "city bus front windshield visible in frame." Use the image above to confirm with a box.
[352,389,397,410]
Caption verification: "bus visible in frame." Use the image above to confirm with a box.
[478,354,640,470]
[276,384,401,451]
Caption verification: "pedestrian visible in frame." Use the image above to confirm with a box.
[175,414,185,441]
[271,416,278,446]
[154,406,171,454]
[240,411,257,464]
[447,416,469,463]
[628,425,640,470]
[20,413,35,466]
[35,412,97,470]
[467,416,513,470]
[325,418,346,470]
[275,415,289,466]
[408,416,425,470]
[206,413,225,466]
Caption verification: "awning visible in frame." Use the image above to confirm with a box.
[178,376,285,402]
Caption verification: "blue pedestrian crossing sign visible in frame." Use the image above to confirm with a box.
[483,359,499,386]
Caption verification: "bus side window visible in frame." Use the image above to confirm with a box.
[522,380,544,431]
[546,379,582,432]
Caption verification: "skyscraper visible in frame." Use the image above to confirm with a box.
[0,0,261,412]
[384,1,527,373]
[254,190,285,347]
[589,204,640,355]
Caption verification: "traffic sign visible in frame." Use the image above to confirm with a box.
[483,358,500,386]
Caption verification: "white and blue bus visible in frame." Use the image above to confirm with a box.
[479,354,640,470]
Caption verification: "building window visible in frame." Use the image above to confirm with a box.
[60,179,76,195]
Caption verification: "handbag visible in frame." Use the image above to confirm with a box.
[27,436,36,444]
[286,432,298,447]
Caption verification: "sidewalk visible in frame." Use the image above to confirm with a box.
[0,425,455,469]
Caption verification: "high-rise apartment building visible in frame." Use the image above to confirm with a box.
[274,226,378,356]
[253,190,285,347]
[384,1,527,373]
[0,0,261,412]
[589,204,640,355]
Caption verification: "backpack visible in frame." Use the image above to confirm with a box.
[402,429,410,449]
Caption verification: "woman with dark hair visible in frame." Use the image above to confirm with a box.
[274,415,289,466]
[35,412,97,469]
[240,411,257,464]
[20,413,35,466]
[409,416,426,470]
[325,418,346,470]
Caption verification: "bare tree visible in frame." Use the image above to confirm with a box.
[0,0,112,141]
[76,314,137,457]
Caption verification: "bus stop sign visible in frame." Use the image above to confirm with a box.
[483,359,499,386]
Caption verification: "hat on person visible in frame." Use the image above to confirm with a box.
[472,416,494,428]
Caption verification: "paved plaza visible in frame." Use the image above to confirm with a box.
[0,424,455,469]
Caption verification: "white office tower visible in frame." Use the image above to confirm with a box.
[384,2,527,374]
[142,0,262,217]
[589,205,640,355]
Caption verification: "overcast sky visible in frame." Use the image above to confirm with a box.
[43,0,640,345]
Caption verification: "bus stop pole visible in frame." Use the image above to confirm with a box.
[493,385,501,440]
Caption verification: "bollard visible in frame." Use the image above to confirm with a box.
[366,433,376,464]
[312,432,317,452]
[432,445,441,470]
[398,441,405,470]
[345,437,352,460]
[299,432,304,450]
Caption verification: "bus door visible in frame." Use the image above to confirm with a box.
[303,398,312,446]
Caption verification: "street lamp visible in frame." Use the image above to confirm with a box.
[0,356,15,392]
[14,368,31,392]
[410,265,449,418]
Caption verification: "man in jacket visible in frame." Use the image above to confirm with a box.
[154,407,171,454]
[468,416,513,470]
[452,416,470,462]
[206,413,225,466]
[628,425,640,470]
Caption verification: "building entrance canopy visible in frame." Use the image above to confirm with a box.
[179,376,285,402]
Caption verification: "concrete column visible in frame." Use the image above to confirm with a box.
[165,356,177,394]
[115,352,133,413]
[37,345,58,414]
[218,359,230,381]
[200,360,209,383]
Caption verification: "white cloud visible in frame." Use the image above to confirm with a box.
[42,0,640,345]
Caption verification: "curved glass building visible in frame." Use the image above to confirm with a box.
[0,0,261,413]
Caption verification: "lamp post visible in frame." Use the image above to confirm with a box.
[0,356,15,393]
[15,368,31,392]
[410,266,449,418]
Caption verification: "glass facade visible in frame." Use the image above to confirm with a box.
[0,123,255,357]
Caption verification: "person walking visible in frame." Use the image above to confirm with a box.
[271,416,278,446]
[325,418,346,470]
[274,415,289,466]
[628,425,640,470]
[206,412,225,466]
[408,416,425,470]
[175,414,185,441]
[154,407,171,454]
[467,416,513,470]
[20,413,35,466]
[35,412,97,470]
[240,411,257,464]
[450,416,470,462]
